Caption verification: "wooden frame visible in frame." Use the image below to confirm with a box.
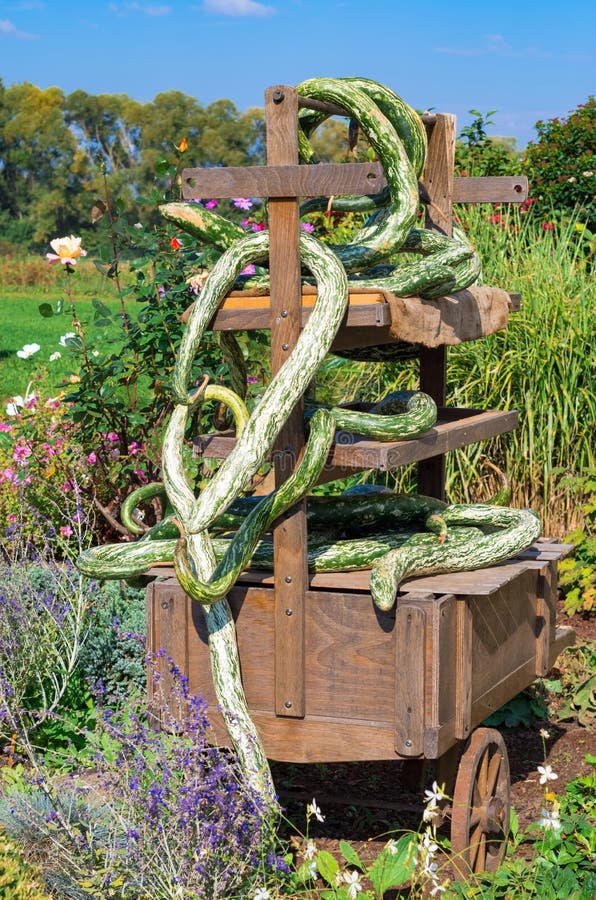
[147,84,573,764]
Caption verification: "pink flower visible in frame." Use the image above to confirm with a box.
[87,451,97,464]
[128,441,141,456]
[246,375,259,384]
[204,200,218,209]
[301,221,315,233]
[44,397,61,410]
[251,222,266,232]
[240,218,250,227]
[60,525,73,537]
[24,395,38,409]
[241,264,256,276]
[543,221,555,231]
[107,432,120,443]
[62,481,73,493]
[232,197,252,210]
[0,467,15,483]
[13,444,32,465]
[46,235,87,266]
[134,468,148,484]
[8,514,17,523]
[0,423,11,433]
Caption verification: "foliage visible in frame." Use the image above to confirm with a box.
[0,833,51,900]
[522,97,596,229]
[0,661,279,900]
[483,686,549,729]
[0,554,92,740]
[455,109,520,177]
[544,642,596,728]
[0,390,96,555]
[0,78,265,249]
[318,207,595,537]
[77,580,147,703]
[558,471,596,616]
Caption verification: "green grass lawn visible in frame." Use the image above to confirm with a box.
[0,288,136,404]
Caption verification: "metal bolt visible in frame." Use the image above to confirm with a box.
[285,575,292,584]
[161,600,169,609]
[280,308,288,317]
[405,739,412,748]
[284,700,292,709]
[285,608,293,616]
[282,343,289,351]
[272,89,285,104]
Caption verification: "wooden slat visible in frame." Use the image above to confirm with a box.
[455,599,473,740]
[534,560,555,676]
[418,113,455,500]
[395,603,426,756]
[208,301,390,332]
[182,161,385,200]
[266,85,308,719]
[182,163,528,205]
[453,175,528,203]
[196,407,519,474]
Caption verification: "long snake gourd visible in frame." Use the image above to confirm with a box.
[77,77,539,814]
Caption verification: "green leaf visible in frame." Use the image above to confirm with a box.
[368,835,417,895]
[38,302,54,318]
[317,849,340,886]
[339,840,363,870]
[92,298,113,319]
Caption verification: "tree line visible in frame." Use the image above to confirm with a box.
[0,79,267,248]
[1,80,593,251]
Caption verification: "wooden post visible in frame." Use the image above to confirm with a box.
[418,114,456,500]
[265,86,308,718]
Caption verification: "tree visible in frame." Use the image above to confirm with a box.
[522,97,595,227]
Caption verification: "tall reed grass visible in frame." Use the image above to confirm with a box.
[319,210,595,536]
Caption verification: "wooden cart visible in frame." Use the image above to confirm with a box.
[147,86,575,873]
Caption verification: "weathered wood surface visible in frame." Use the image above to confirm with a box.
[266,84,308,719]
[195,407,519,475]
[182,163,528,205]
[182,286,519,348]
[147,542,574,762]
[418,113,456,500]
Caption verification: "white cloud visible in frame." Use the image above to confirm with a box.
[127,2,172,14]
[203,0,276,17]
[435,33,592,64]
[108,2,172,15]
[0,18,37,38]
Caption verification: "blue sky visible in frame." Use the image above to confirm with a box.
[1,0,594,148]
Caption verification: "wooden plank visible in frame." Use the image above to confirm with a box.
[418,113,456,500]
[182,161,527,205]
[265,85,308,719]
[196,407,518,474]
[182,161,386,200]
[534,560,555,676]
[395,603,426,756]
[208,301,390,332]
[453,175,528,203]
[455,599,473,740]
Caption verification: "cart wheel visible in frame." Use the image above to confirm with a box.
[451,727,511,874]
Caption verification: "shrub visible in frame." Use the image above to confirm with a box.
[0,833,51,900]
[0,661,279,899]
[77,580,147,702]
[522,97,596,228]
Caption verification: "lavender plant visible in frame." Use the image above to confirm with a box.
[0,659,282,900]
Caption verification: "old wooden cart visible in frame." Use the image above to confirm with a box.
[147,85,575,873]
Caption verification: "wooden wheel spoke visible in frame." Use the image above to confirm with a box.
[486,751,503,796]
[469,806,482,828]
[477,746,490,795]
[471,833,487,872]
[451,728,511,876]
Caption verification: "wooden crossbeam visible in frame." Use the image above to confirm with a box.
[182,163,528,204]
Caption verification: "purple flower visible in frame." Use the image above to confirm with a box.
[246,375,259,385]
[301,221,315,233]
[241,264,256,276]
[204,199,218,210]
[232,197,252,210]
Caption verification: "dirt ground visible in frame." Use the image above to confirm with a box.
[272,601,595,875]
